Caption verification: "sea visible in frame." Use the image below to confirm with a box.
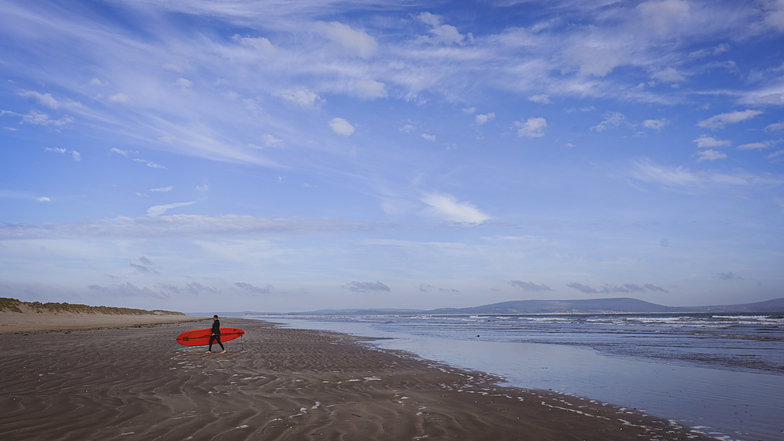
[250,312,784,441]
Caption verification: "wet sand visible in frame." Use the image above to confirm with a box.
[0,319,715,440]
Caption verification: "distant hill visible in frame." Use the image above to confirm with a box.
[674,297,784,313]
[426,298,669,314]
[279,297,784,316]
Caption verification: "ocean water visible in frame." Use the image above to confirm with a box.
[255,313,784,441]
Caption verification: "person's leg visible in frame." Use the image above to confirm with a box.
[217,337,225,352]
[207,335,215,353]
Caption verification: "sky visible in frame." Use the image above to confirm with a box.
[1,0,783,313]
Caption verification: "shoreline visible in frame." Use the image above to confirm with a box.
[269,316,784,441]
[0,318,715,440]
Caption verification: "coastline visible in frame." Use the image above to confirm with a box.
[0,318,714,440]
[268,316,784,441]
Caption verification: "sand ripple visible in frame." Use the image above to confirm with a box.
[0,320,715,440]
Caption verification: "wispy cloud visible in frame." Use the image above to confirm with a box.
[312,21,378,58]
[737,140,777,150]
[693,135,730,148]
[628,160,781,188]
[697,110,762,129]
[134,159,166,169]
[643,118,667,130]
[19,89,83,110]
[421,192,491,224]
[235,282,272,294]
[509,280,552,292]
[277,88,324,108]
[344,281,390,293]
[591,112,625,132]
[146,202,195,217]
[765,121,784,132]
[695,149,727,162]
[567,282,668,294]
[0,215,384,240]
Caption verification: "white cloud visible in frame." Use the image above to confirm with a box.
[765,121,784,132]
[109,93,128,103]
[110,148,130,156]
[276,88,324,108]
[643,118,668,130]
[563,45,622,77]
[652,67,686,83]
[529,94,551,104]
[689,43,730,59]
[591,112,625,131]
[262,134,285,147]
[233,35,275,53]
[637,0,691,35]
[695,149,727,162]
[418,12,467,45]
[737,140,777,150]
[150,186,173,192]
[763,0,784,31]
[134,159,166,169]
[399,124,416,133]
[353,79,387,100]
[329,117,354,136]
[693,135,730,148]
[37,197,51,202]
[514,117,547,138]
[45,147,80,161]
[697,110,763,129]
[146,201,195,217]
[421,192,491,224]
[175,78,192,90]
[19,90,84,110]
[313,21,378,58]
[474,113,495,125]
[421,133,436,142]
[196,184,209,192]
[20,90,60,109]
[21,111,73,127]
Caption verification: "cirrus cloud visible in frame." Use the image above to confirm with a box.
[421,192,491,224]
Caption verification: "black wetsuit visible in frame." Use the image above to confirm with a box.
[209,319,224,351]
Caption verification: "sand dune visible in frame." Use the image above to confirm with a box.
[0,319,714,440]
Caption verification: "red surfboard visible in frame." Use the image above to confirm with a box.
[176,327,245,346]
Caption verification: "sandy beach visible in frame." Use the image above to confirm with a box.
[0,307,201,334]
[0,318,715,441]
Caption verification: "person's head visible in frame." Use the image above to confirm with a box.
[213,315,218,320]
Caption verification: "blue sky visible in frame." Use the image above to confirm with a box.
[1,0,783,312]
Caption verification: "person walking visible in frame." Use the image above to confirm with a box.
[206,314,226,353]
